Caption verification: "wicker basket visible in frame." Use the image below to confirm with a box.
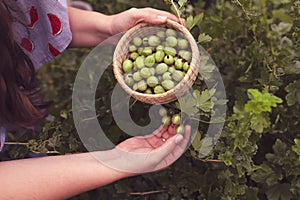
[113,19,200,105]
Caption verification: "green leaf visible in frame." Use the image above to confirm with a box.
[192,13,204,28]
[271,22,292,36]
[273,139,287,156]
[185,15,194,30]
[218,150,233,166]
[292,139,300,160]
[284,61,300,75]
[196,89,215,112]
[198,55,215,80]
[250,164,282,186]
[178,0,188,8]
[185,13,204,30]
[244,89,283,114]
[191,130,202,150]
[198,33,212,43]
[266,183,293,200]
[285,80,300,106]
[250,113,270,133]
[272,10,293,23]
[177,93,198,115]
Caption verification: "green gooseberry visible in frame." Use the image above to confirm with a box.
[156,30,166,39]
[124,74,134,87]
[135,56,145,69]
[132,37,142,46]
[129,45,137,52]
[146,76,159,87]
[144,88,152,94]
[177,38,189,49]
[137,48,144,55]
[164,46,177,57]
[168,66,176,73]
[166,36,178,47]
[141,47,153,56]
[159,107,167,116]
[164,55,175,65]
[166,28,177,37]
[155,50,165,63]
[179,50,192,61]
[156,63,168,74]
[161,79,175,91]
[145,55,156,67]
[162,115,171,125]
[122,59,133,73]
[172,70,185,82]
[176,125,185,134]
[130,52,139,60]
[140,67,152,79]
[137,80,147,91]
[162,72,172,80]
[171,114,181,125]
[183,62,190,71]
[175,58,183,70]
[132,83,138,91]
[133,71,142,82]
[148,35,161,46]
[154,85,165,94]
[142,37,149,46]
[156,45,164,51]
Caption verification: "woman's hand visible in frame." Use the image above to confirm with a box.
[109,7,184,36]
[68,7,184,48]
[93,124,191,175]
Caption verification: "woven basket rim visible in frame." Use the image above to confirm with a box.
[113,19,200,104]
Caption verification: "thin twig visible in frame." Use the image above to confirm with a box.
[233,0,257,41]
[4,142,28,146]
[199,159,224,163]
[234,0,250,20]
[129,189,166,196]
[170,0,184,25]
[129,99,138,110]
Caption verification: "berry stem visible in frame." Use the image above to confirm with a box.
[168,0,184,26]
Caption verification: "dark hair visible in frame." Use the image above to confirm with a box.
[0,2,48,127]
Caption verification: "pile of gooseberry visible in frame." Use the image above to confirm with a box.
[122,28,192,94]
[159,107,185,135]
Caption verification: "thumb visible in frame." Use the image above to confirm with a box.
[151,134,184,162]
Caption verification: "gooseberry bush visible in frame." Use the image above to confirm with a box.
[1,0,299,199]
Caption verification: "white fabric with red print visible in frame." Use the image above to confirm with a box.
[7,0,72,69]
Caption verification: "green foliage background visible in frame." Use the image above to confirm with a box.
[1,0,300,199]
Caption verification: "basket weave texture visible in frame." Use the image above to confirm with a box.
[113,19,200,105]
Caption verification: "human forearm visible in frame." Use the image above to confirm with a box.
[0,152,128,200]
[0,125,190,200]
[68,7,114,47]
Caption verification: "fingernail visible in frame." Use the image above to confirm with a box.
[175,134,183,144]
[157,15,167,21]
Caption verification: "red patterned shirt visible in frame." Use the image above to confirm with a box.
[0,0,72,152]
